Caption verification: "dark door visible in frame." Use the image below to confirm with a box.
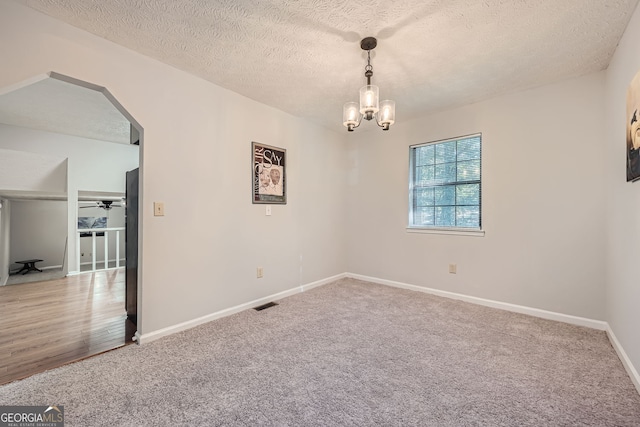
[125,168,139,326]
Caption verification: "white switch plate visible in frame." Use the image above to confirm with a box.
[265,205,272,216]
[257,267,264,278]
[449,263,457,274]
[154,202,165,216]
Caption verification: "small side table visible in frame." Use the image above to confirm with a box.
[15,259,44,275]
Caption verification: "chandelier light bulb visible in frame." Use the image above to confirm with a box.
[359,85,379,119]
[343,102,361,131]
[379,100,396,130]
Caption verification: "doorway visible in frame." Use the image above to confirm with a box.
[0,72,143,384]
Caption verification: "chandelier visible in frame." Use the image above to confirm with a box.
[343,37,396,132]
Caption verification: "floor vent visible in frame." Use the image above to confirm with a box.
[254,302,278,311]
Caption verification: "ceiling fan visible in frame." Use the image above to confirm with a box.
[79,200,124,210]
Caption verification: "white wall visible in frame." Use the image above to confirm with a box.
[604,3,640,381]
[346,72,606,320]
[0,1,347,335]
[0,147,66,193]
[9,200,67,270]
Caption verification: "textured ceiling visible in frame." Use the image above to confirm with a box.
[0,77,130,144]
[12,0,640,132]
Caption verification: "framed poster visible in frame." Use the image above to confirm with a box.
[252,141,286,204]
[78,216,107,237]
[626,70,640,182]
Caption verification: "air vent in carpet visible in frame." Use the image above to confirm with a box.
[253,302,278,311]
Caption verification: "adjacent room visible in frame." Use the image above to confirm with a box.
[0,76,141,383]
[1,0,640,425]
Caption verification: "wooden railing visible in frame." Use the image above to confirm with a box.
[76,227,125,272]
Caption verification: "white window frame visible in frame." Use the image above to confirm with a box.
[407,133,484,237]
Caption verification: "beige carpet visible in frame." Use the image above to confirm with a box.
[1,278,639,426]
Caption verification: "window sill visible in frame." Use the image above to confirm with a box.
[406,227,485,237]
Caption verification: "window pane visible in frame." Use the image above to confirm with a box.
[435,141,456,164]
[435,206,455,227]
[457,159,480,181]
[416,165,435,184]
[457,138,481,160]
[416,145,435,166]
[435,162,456,183]
[415,188,434,206]
[456,184,479,205]
[434,186,455,206]
[409,135,481,229]
[456,206,480,228]
[416,207,435,226]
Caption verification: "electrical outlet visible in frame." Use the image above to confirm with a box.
[257,267,264,278]
[449,263,457,274]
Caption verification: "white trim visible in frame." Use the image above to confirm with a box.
[406,227,485,237]
[138,273,346,344]
[606,325,640,395]
[411,132,482,148]
[0,73,49,96]
[347,273,607,331]
[300,273,346,292]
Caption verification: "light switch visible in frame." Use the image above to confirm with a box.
[154,202,165,216]
[266,205,272,216]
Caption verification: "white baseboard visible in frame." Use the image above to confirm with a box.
[606,325,640,395]
[301,272,347,292]
[347,273,608,331]
[139,273,347,345]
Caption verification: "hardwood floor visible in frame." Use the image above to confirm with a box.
[0,269,135,385]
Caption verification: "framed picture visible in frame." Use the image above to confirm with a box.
[78,216,107,237]
[626,69,640,182]
[252,141,286,204]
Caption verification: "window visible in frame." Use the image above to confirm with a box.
[409,134,481,230]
